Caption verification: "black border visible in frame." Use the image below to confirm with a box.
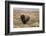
[5,1,45,35]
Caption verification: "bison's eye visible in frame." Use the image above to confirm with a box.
[20,15,30,24]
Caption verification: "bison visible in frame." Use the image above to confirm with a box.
[20,14,30,24]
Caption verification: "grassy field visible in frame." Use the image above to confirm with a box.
[13,8,39,28]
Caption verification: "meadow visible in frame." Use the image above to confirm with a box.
[13,8,39,28]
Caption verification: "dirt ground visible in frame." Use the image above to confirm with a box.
[13,8,39,28]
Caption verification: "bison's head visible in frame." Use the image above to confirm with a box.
[20,14,30,24]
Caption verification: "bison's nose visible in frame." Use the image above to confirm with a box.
[20,15,30,24]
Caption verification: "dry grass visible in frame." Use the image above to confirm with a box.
[13,8,39,28]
